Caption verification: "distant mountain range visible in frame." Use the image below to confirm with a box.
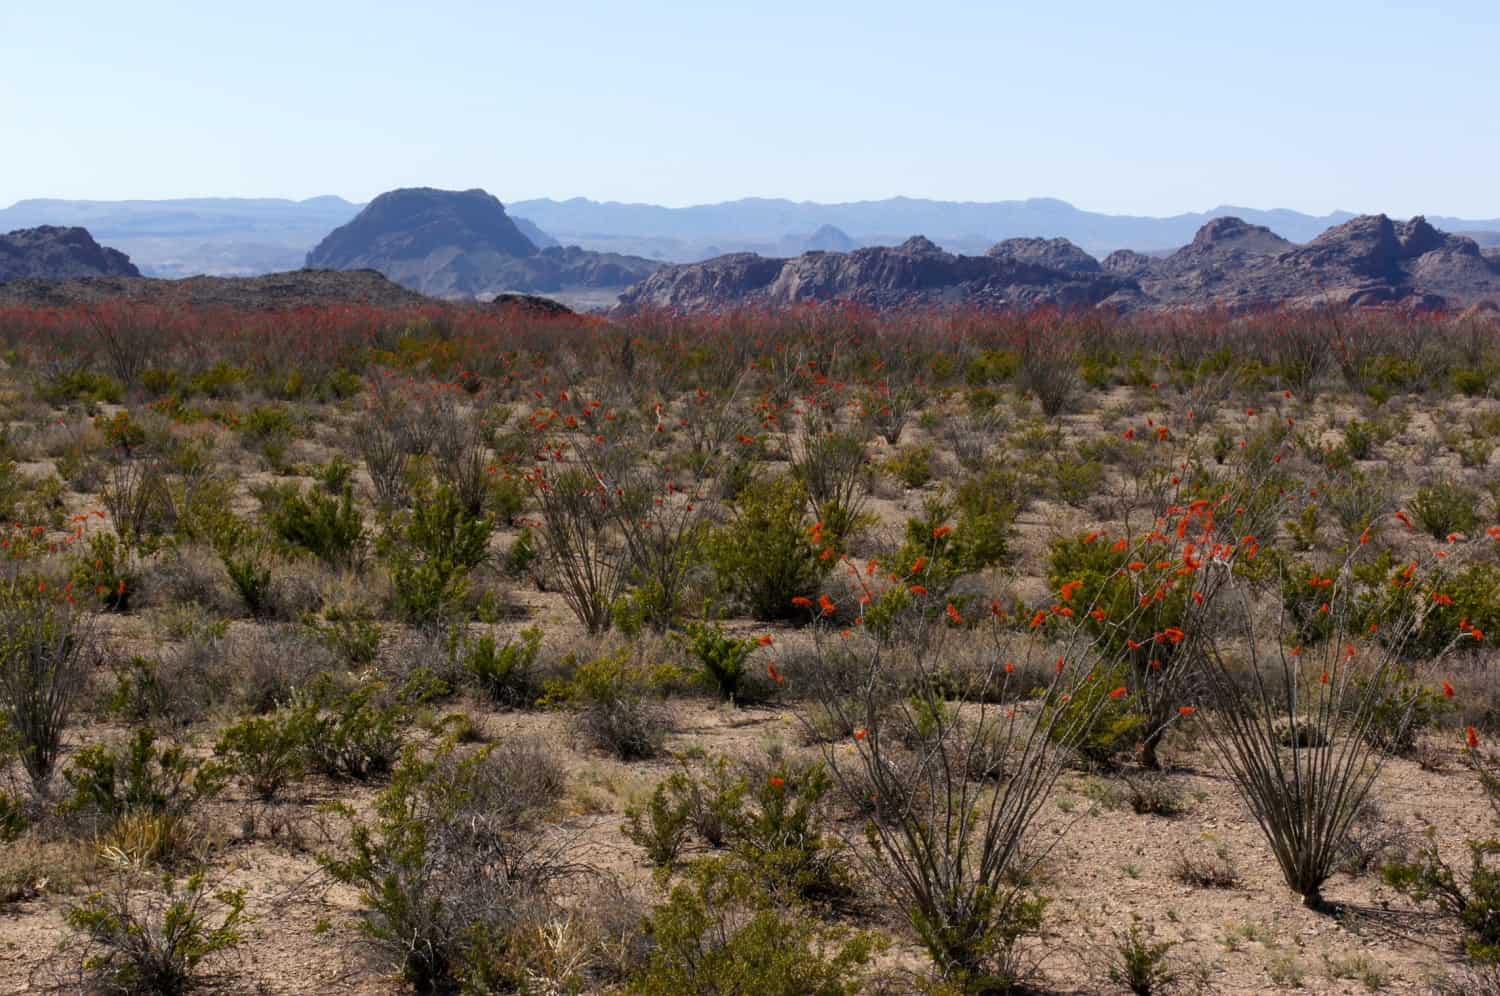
[5,194,1500,278]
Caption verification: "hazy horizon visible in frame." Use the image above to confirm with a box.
[5,1,1499,218]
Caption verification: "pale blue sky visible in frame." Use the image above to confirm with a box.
[3,1,1497,216]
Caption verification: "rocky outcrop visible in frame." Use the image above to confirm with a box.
[616,214,1500,314]
[1098,214,1500,311]
[0,268,425,310]
[306,188,660,299]
[0,226,140,282]
[987,237,1101,274]
[616,235,1139,313]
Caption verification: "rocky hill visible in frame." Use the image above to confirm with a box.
[617,215,1500,314]
[0,268,425,310]
[1,226,140,282]
[305,188,658,301]
[616,235,1141,313]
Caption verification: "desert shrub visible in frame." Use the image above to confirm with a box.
[0,577,93,793]
[1116,772,1188,817]
[287,677,405,781]
[1106,920,1179,995]
[61,728,221,831]
[262,483,363,566]
[45,367,124,406]
[209,711,309,801]
[1385,832,1500,964]
[353,410,411,511]
[682,621,760,702]
[709,475,829,621]
[100,459,177,550]
[379,483,492,626]
[1048,664,1143,766]
[545,647,681,760]
[1171,844,1241,889]
[1196,561,1422,909]
[0,785,29,842]
[800,618,1097,991]
[626,858,879,996]
[304,600,383,666]
[1018,347,1080,415]
[727,754,849,903]
[885,444,934,489]
[461,625,543,707]
[64,867,246,996]
[1410,479,1482,540]
[1414,563,1500,658]
[623,781,693,868]
[67,530,138,612]
[533,467,631,634]
[792,430,869,545]
[319,739,576,993]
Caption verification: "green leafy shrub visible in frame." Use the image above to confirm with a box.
[1415,563,1500,658]
[65,869,246,996]
[70,531,137,612]
[379,483,492,625]
[1048,664,1144,766]
[43,368,123,406]
[461,626,543,707]
[61,728,221,828]
[709,476,830,621]
[210,710,309,800]
[1410,480,1482,541]
[885,444,934,488]
[623,780,693,868]
[262,484,363,565]
[287,678,404,781]
[627,858,879,996]
[544,648,681,760]
[1106,920,1179,995]
[304,601,382,665]
[682,621,760,702]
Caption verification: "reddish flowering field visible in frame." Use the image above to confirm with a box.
[0,301,1497,993]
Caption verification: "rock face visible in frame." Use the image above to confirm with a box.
[618,213,1500,316]
[0,268,426,310]
[987,237,1101,274]
[0,226,140,282]
[616,235,1139,314]
[306,187,659,300]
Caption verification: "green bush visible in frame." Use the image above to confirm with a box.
[682,621,759,702]
[544,648,681,760]
[43,368,123,406]
[1047,664,1144,766]
[210,710,309,800]
[70,532,137,612]
[885,444,934,489]
[623,780,693,868]
[379,483,492,626]
[1414,563,1500,658]
[461,625,543,707]
[627,858,879,996]
[65,870,246,996]
[287,678,404,781]
[61,728,221,827]
[263,484,363,565]
[319,740,568,992]
[1410,480,1482,541]
[709,476,830,621]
